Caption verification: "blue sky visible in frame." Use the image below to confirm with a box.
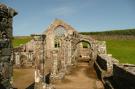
[1,0,135,36]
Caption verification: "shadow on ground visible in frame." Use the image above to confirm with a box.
[26,82,35,89]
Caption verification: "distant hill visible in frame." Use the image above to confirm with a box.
[80,29,135,36]
[80,29,135,40]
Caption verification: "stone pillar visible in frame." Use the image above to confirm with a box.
[67,41,72,65]
[0,3,17,88]
[15,52,20,67]
[52,51,58,77]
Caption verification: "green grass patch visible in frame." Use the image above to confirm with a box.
[106,40,135,64]
[12,36,32,48]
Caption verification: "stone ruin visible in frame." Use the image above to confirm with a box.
[13,40,34,68]
[0,3,17,88]
[13,19,106,89]
[0,4,135,89]
[12,19,135,89]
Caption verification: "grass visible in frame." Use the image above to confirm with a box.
[12,36,32,48]
[106,40,135,64]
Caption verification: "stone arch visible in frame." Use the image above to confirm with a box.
[75,40,92,48]
[71,38,95,63]
[73,39,93,51]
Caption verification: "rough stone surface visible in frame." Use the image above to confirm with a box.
[0,3,17,88]
[94,54,135,89]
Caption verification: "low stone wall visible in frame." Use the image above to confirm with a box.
[108,64,135,89]
[94,62,102,80]
[94,54,135,89]
[96,55,107,71]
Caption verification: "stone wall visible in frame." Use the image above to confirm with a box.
[96,55,107,71]
[13,40,36,68]
[0,3,17,88]
[94,54,135,89]
[96,41,107,54]
[94,62,102,80]
[108,64,135,89]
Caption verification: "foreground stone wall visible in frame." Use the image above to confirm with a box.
[94,54,135,89]
[108,64,135,89]
[0,3,17,88]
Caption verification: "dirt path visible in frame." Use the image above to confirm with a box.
[54,62,104,89]
[13,68,35,89]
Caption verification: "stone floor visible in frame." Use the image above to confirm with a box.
[54,61,104,89]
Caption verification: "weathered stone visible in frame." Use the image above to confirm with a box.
[31,19,104,89]
[0,3,17,88]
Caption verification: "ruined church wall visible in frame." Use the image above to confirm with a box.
[44,25,74,61]
[13,39,43,68]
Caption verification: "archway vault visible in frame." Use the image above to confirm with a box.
[71,34,95,51]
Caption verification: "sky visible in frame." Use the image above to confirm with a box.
[0,0,135,36]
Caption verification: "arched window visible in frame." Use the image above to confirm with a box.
[54,26,67,37]
[54,26,67,48]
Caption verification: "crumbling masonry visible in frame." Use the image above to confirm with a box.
[13,19,135,89]
[1,3,135,89]
[0,3,17,88]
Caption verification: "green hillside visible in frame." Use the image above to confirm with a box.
[12,36,32,48]
[80,29,135,36]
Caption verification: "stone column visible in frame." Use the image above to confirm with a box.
[52,51,58,77]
